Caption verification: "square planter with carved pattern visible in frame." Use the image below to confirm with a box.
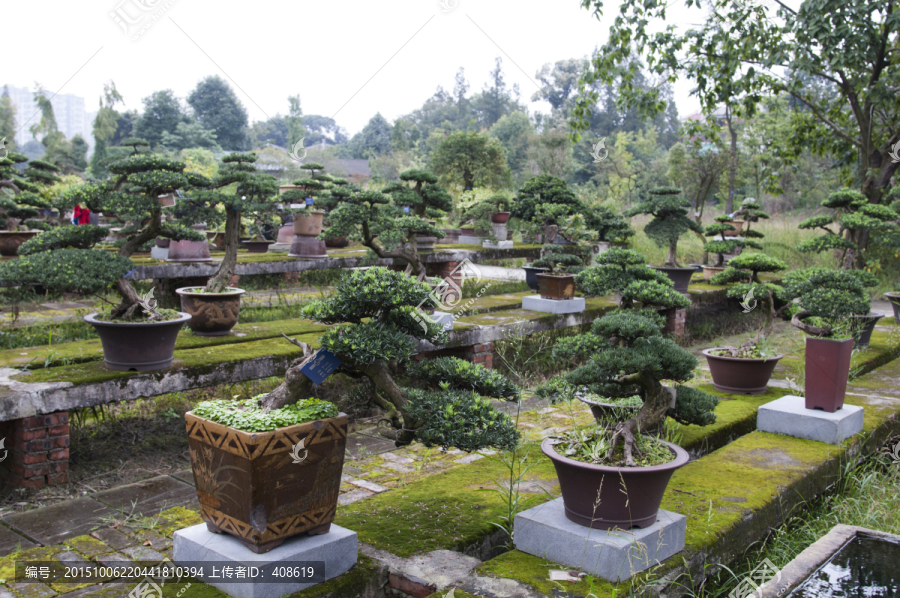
[184,411,348,553]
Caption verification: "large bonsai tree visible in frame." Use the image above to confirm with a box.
[259,267,520,449]
[703,216,762,267]
[798,188,899,270]
[575,247,691,310]
[778,267,874,338]
[0,153,59,231]
[510,174,583,242]
[626,186,702,267]
[710,253,788,324]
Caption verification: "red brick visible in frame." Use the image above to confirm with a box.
[48,424,69,437]
[49,448,69,461]
[10,437,50,453]
[18,416,47,430]
[1,471,44,489]
[48,436,69,449]
[10,449,47,465]
[48,412,68,425]
[11,428,47,441]
[473,355,485,364]
[388,572,435,598]
[10,462,50,478]
[47,472,69,486]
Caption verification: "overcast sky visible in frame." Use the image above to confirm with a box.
[9,0,705,137]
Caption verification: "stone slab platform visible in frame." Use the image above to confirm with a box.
[513,498,686,582]
[482,240,513,249]
[757,395,864,444]
[174,523,357,598]
[522,295,586,314]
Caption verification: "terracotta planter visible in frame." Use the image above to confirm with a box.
[702,349,783,394]
[702,265,727,282]
[289,236,327,258]
[459,228,475,236]
[278,184,303,196]
[542,438,689,529]
[84,312,190,371]
[885,293,900,323]
[177,287,245,336]
[0,231,38,257]
[851,313,884,348]
[293,211,325,237]
[206,232,226,250]
[522,266,549,292]
[275,225,295,245]
[167,240,213,262]
[805,336,853,412]
[324,236,349,248]
[441,229,461,244]
[185,411,348,553]
[241,240,273,254]
[650,266,695,293]
[490,211,511,224]
[158,193,176,207]
[722,220,744,236]
[536,273,575,300]
[155,237,171,248]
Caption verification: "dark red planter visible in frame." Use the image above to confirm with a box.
[289,236,327,258]
[177,287,245,336]
[649,266,695,293]
[84,312,190,371]
[536,273,576,300]
[542,438,689,529]
[702,349,783,394]
[885,293,900,324]
[805,336,854,412]
[241,240,273,254]
[324,236,349,248]
[490,212,511,224]
[852,313,883,348]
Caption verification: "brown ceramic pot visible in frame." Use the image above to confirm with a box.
[701,265,727,282]
[84,312,191,371]
[155,237,171,248]
[490,211,511,224]
[0,231,38,257]
[804,336,853,412]
[184,412,348,553]
[324,236,349,248]
[722,220,744,236]
[650,266,695,293]
[289,236,327,258]
[241,240,273,254]
[441,229,461,244]
[851,313,884,348]
[536,273,576,300]
[542,438,689,529]
[275,225,295,245]
[176,287,245,336]
[702,349,783,394]
[293,211,325,237]
[167,240,213,262]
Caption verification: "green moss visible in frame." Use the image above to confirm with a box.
[146,506,203,538]
[0,544,64,581]
[63,535,113,558]
[288,554,382,597]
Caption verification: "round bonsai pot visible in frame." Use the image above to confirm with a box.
[536,273,576,300]
[852,313,884,348]
[289,236,327,258]
[722,220,744,236]
[275,225,295,244]
[441,229,461,244]
[577,395,640,424]
[542,437,689,529]
[490,211,511,224]
[293,211,325,237]
[176,287,246,336]
[459,228,475,236]
[324,236,349,248]
[522,266,549,292]
[649,266,695,293]
[155,237,171,248]
[702,349,783,394]
[241,240,274,254]
[805,336,853,412]
[0,231,38,257]
[701,265,727,282]
[84,312,191,371]
[885,293,900,323]
[167,240,213,262]
[688,264,704,273]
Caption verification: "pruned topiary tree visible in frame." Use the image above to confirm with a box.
[575,247,691,310]
[625,186,702,267]
[511,174,583,242]
[778,267,874,338]
[703,216,762,267]
[258,267,521,449]
[0,152,59,231]
[710,253,787,324]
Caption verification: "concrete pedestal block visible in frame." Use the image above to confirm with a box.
[482,240,514,249]
[757,395,864,445]
[429,311,454,331]
[150,246,169,260]
[173,523,357,598]
[268,243,291,253]
[458,235,486,245]
[522,295,585,314]
[514,498,686,582]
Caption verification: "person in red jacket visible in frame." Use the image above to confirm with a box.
[73,205,91,225]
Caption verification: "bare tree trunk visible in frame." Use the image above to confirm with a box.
[726,106,738,214]
[259,342,317,410]
[207,210,241,292]
[666,241,678,268]
[607,374,670,467]
[111,277,145,319]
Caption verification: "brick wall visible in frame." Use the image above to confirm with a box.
[0,413,69,489]
[413,342,494,370]
[662,307,687,343]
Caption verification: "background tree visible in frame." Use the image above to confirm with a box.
[160,122,221,152]
[133,90,190,149]
[511,174,583,241]
[0,87,17,150]
[489,111,533,178]
[187,76,250,151]
[91,81,125,178]
[340,113,392,159]
[471,57,523,128]
[286,94,306,149]
[430,130,509,190]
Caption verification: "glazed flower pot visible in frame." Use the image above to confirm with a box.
[536,273,576,300]
[722,220,744,236]
[177,287,246,336]
[490,211,511,224]
[185,411,348,553]
[702,349,784,394]
[289,236,327,258]
[0,231,38,257]
[84,312,191,371]
[155,237,171,249]
[293,211,325,237]
[701,265,727,282]
[241,240,273,254]
[523,266,549,292]
[158,193,176,207]
[167,240,213,262]
[542,438,689,529]
[650,266,695,293]
[851,313,884,348]
[805,336,853,412]
[885,293,900,323]
[324,236,349,248]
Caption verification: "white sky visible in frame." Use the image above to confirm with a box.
[8,0,704,136]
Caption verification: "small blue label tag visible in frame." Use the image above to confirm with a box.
[305,197,314,205]
[403,206,410,213]
[300,349,342,385]
[124,268,137,278]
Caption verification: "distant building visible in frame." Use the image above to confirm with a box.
[3,85,88,148]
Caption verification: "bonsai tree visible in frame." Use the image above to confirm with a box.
[281,163,329,215]
[709,253,788,327]
[703,216,762,267]
[798,188,900,269]
[511,174,583,242]
[778,267,873,338]
[575,247,691,310]
[586,205,634,244]
[532,244,585,275]
[625,186,702,267]
[458,193,511,238]
[0,153,59,231]
[731,197,770,240]
[258,267,521,449]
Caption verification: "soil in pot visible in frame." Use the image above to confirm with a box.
[542,436,689,529]
[241,240,273,254]
[649,266,694,293]
[537,273,576,300]
[805,336,853,412]
[177,287,246,336]
[84,311,191,371]
[885,293,900,323]
[703,348,783,394]
[186,399,347,553]
[852,313,884,348]
[523,266,549,292]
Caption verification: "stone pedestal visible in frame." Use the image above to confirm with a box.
[522,296,586,314]
[514,498,686,582]
[174,523,357,598]
[757,395,864,445]
[458,235,485,245]
[491,222,508,240]
[483,240,514,249]
[150,246,169,260]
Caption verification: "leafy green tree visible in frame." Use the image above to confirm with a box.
[28,84,57,142]
[626,186,702,267]
[133,90,190,149]
[430,130,509,190]
[0,87,16,150]
[511,174,582,240]
[489,111,533,175]
[778,268,873,338]
[160,122,221,151]
[187,76,250,151]
[286,94,305,150]
[258,267,521,449]
[340,113,392,159]
[472,57,522,128]
[575,247,691,310]
[0,153,58,230]
[91,81,125,178]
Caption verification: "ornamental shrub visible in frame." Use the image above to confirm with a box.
[575,247,690,309]
[777,267,872,338]
[532,244,585,274]
[0,152,59,231]
[625,186,702,267]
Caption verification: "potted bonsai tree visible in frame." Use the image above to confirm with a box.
[584,204,634,258]
[540,308,719,529]
[281,163,330,258]
[0,152,60,255]
[626,186,703,292]
[315,176,353,248]
[511,174,583,244]
[458,194,512,243]
[530,244,584,300]
[701,217,762,281]
[184,267,521,552]
[778,267,872,411]
[381,169,453,252]
[175,152,279,336]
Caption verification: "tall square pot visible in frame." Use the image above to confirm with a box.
[804,337,853,412]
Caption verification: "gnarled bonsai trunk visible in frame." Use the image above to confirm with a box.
[361,221,426,277]
[207,210,241,293]
[665,240,678,268]
[607,372,671,466]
